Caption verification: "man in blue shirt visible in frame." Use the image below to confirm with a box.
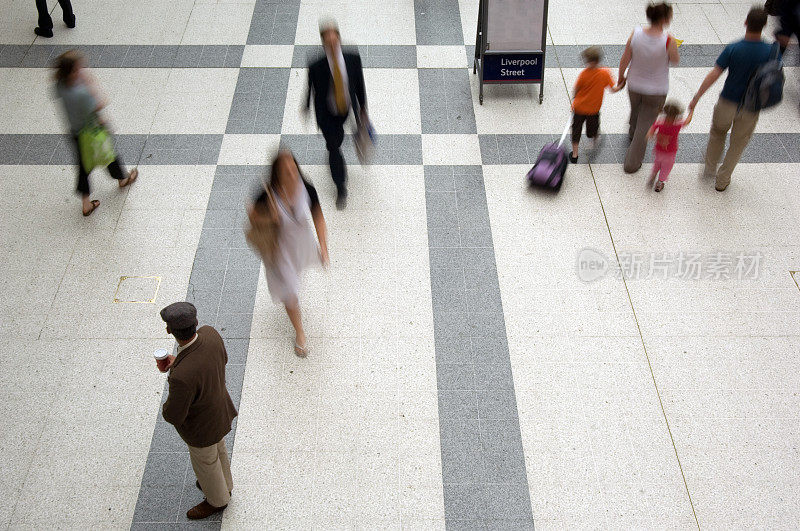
[688,7,773,191]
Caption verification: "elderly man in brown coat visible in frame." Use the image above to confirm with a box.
[158,302,238,520]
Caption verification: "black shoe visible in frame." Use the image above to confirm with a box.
[64,14,76,28]
[569,154,578,164]
[336,191,347,210]
[34,27,54,38]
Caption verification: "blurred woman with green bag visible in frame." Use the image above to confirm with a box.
[54,50,138,216]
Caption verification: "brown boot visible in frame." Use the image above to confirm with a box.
[186,500,227,520]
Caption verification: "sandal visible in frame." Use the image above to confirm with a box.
[119,168,139,188]
[294,342,308,358]
[82,199,100,217]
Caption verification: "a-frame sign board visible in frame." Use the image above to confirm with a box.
[473,0,550,104]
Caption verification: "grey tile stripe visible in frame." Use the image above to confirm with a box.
[131,1,300,527]
[2,132,796,166]
[247,0,301,45]
[415,1,535,529]
[425,166,535,529]
[418,68,477,134]
[130,166,262,529]
[0,133,425,165]
[291,44,418,68]
[225,67,291,134]
[478,132,800,165]
[0,44,245,68]
[279,133,423,165]
[0,134,223,166]
[3,43,795,69]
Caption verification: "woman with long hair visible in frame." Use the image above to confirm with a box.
[618,2,680,173]
[247,150,329,357]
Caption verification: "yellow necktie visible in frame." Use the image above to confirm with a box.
[331,56,347,115]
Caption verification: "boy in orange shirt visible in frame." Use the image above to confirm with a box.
[570,46,625,163]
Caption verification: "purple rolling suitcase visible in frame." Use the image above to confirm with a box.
[526,119,571,189]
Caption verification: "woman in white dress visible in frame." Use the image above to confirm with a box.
[247,151,329,357]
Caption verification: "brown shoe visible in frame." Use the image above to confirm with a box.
[186,500,227,520]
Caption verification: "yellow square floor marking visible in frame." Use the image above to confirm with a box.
[114,276,162,303]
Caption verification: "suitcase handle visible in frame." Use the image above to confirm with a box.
[558,116,572,148]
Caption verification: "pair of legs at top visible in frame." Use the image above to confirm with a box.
[35,0,75,38]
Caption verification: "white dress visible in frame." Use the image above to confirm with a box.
[264,184,320,304]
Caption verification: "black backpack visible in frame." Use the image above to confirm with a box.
[742,43,784,112]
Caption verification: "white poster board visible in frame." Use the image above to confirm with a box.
[487,0,545,52]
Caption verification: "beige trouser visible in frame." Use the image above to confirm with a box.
[704,98,760,189]
[624,90,667,173]
[188,439,233,508]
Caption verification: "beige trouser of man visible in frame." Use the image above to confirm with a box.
[624,90,667,173]
[188,439,233,508]
[704,97,760,189]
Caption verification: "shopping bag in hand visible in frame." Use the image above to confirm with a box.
[78,123,116,173]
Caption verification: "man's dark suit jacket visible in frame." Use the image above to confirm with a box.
[162,325,238,448]
[305,47,367,129]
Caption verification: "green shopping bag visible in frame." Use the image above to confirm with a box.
[78,123,116,173]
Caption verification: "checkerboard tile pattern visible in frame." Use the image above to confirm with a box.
[2,0,800,528]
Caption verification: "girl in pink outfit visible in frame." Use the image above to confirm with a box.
[646,101,693,191]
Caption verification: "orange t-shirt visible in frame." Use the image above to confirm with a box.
[572,67,615,115]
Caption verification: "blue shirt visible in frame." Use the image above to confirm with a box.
[716,39,773,103]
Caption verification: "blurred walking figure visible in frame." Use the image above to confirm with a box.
[246,151,329,357]
[304,20,368,210]
[772,0,799,54]
[646,101,693,192]
[618,2,680,173]
[688,7,776,191]
[35,0,75,38]
[53,51,138,216]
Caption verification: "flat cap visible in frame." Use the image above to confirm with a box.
[160,302,198,330]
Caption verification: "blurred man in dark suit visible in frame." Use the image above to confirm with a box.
[305,21,367,210]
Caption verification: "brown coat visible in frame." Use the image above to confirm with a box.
[162,325,238,448]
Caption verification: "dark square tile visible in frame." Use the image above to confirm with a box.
[477,390,518,420]
[496,135,530,164]
[434,334,472,365]
[149,45,178,67]
[481,444,528,483]
[21,135,59,164]
[151,418,187,453]
[124,45,154,67]
[223,338,250,365]
[174,45,204,68]
[428,226,462,248]
[473,363,514,390]
[141,452,190,487]
[215,312,253,339]
[483,483,534,519]
[439,389,478,419]
[437,363,476,390]
[442,483,487,519]
[478,135,500,165]
[199,45,228,67]
[131,485,183,524]
[470,336,509,365]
